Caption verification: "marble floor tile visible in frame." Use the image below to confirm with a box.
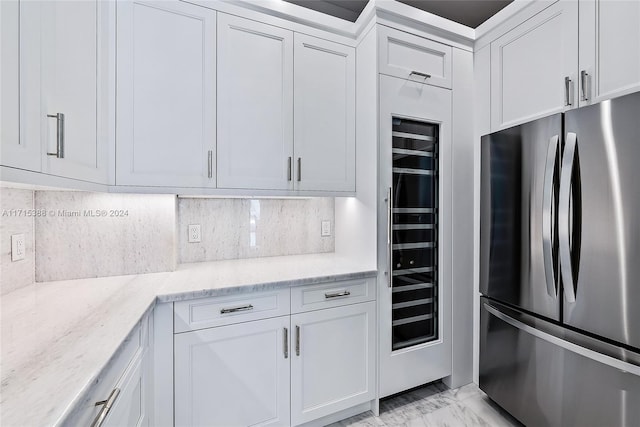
[330,382,522,427]
[328,410,387,427]
[461,395,522,427]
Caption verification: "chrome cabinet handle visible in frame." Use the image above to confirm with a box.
[409,71,431,80]
[580,70,589,101]
[295,325,300,356]
[47,113,64,158]
[385,187,393,288]
[287,157,292,181]
[297,157,301,182]
[220,304,254,314]
[542,135,559,298]
[207,150,213,178]
[559,132,578,303]
[324,290,351,299]
[91,388,120,427]
[564,76,573,106]
[283,327,288,359]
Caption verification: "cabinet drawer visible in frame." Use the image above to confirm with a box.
[378,25,452,89]
[59,322,143,426]
[174,288,290,333]
[291,278,376,313]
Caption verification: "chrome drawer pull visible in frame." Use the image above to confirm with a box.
[324,290,351,299]
[220,304,254,314]
[91,388,120,427]
[409,71,431,80]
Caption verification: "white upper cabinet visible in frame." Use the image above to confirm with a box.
[217,13,294,190]
[378,25,452,89]
[294,34,355,192]
[116,0,216,188]
[3,0,111,183]
[579,0,640,106]
[0,0,28,170]
[490,0,578,129]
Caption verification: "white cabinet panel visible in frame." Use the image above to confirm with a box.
[294,34,355,192]
[491,0,578,129]
[174,316,291,427]
[0,0,31,170]
[291,302,375,425]
[174,288,290,333]
[579,0,640,106]
[116,0,216,187]
[103,352,148,427]
[378,25,452,89]
[40,0,108,183]
[217,13,293,190]
[5,0,110,181]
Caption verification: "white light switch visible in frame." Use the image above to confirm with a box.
[11,234,25,261]
[188,224,201,243]
[321,221,331,237]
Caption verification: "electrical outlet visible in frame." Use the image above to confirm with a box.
[321,220,331,237]
[11,234,25,261]
[188,224,201,243]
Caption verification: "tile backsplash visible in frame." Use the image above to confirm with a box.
[0,188,35,295]
[34,192,176,282]
[0,187,335,289]
[178,198,334,263]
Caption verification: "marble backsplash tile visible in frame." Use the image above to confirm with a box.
[0,188,36,294]
[34,192,177,282]
[178,198,334,263]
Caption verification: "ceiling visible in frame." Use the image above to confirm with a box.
[284,0,513,28]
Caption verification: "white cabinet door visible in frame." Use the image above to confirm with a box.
[174,316,291,427]
[0,0,33,170]
[39,0,111,183]
[293,34,355,192]
[290,302,375,426]
[217,13,294,190]
[103,351,149,427]
[491,0,578,130]
[116,0,216,188]
[378,25,452,90]
[579,0,640,106]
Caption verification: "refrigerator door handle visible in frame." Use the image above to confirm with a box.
[559,132,578,302]
[484,301,640,377]
[543,135,559,297]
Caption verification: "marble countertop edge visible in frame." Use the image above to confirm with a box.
[1,253,377,427]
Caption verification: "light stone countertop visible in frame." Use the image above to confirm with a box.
[0,253,376,427]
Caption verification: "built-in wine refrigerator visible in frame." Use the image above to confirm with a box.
[378,75,451,398]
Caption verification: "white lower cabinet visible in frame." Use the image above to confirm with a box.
[102,351,149,427]
[290,301,376,426]
[61,314,151,426]
[174,316,291,427]
[172,284,376,427]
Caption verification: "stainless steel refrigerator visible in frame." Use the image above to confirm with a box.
[480,91,640,426]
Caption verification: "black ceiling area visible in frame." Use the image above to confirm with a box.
[284,0,513,28]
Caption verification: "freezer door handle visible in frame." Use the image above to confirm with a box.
[484,301,640,377]
[559,132,580,303]
[542,135,559,297]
